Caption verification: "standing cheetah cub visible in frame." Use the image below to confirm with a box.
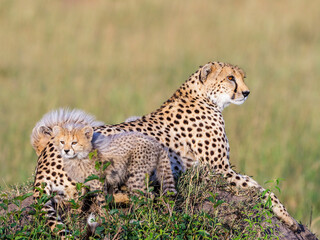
[52,124,177,199]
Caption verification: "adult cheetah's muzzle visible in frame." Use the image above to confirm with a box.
[242,91,250,98]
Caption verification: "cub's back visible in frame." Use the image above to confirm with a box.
[94,132,162,158]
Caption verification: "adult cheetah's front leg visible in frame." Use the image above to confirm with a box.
[219,168,300,231]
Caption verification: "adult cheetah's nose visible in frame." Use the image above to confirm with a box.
[64,149,70,154]
[242,91,250,98]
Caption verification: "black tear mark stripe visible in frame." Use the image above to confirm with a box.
[231,69,238,93]
[233,80,238,93]
[230,76,238,100]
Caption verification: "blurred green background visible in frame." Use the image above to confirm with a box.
[0,0,319,234]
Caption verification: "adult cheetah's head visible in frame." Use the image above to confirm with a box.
[198,62,250,110]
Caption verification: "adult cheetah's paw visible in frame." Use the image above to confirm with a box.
[288,217,300,232]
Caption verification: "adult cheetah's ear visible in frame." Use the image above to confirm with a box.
[52,126,62,136]
[39,126,53,137]
[82,126,94,141]
[199,63,214,83]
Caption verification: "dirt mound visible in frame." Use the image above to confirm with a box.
[1,168,318,239]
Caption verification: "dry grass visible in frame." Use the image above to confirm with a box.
[0,0,319,234]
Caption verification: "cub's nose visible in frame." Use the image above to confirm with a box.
[242,91,250,98]
[64,149,70,154]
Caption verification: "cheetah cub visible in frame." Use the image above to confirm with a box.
[52,124,177,199]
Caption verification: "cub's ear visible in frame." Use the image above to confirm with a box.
[52,126,62,136]
[199,63,214,83]
[82,126,94,141]
[39,126,53,137]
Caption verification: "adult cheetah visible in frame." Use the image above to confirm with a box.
[33,61,299,232]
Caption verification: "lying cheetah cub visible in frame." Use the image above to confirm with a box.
[52,124,177,200]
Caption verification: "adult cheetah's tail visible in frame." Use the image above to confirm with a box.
[156,148,177,196]
[30,108,104,156]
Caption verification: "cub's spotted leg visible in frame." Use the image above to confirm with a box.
[126,168,150,196]
[156,148,177,195]
[84,179,105,205]
[75,185,110,238]
[124,152,157,196]
[222,168,300,231]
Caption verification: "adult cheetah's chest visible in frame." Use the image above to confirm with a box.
[159,106,230,170]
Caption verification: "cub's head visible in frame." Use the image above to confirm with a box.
[53,125,94,159]
[198,62,250,110]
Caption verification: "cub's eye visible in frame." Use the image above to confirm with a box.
[228,76,235,81]
[60,141,65,145]
[72,142,77,145]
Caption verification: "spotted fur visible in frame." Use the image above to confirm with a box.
[53,125,176,198]
[31,109,104,237]
[33,61,299,233]
[32,109,175,236]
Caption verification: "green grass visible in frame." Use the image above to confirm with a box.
[0,0,319,235]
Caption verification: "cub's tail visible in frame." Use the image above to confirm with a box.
[31,108,104,156]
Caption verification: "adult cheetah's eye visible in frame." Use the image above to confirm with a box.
[60,141,65,145]
[228,76,235,81]
[72,142,77,145]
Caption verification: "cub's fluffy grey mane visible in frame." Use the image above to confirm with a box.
[31,108,104,153]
